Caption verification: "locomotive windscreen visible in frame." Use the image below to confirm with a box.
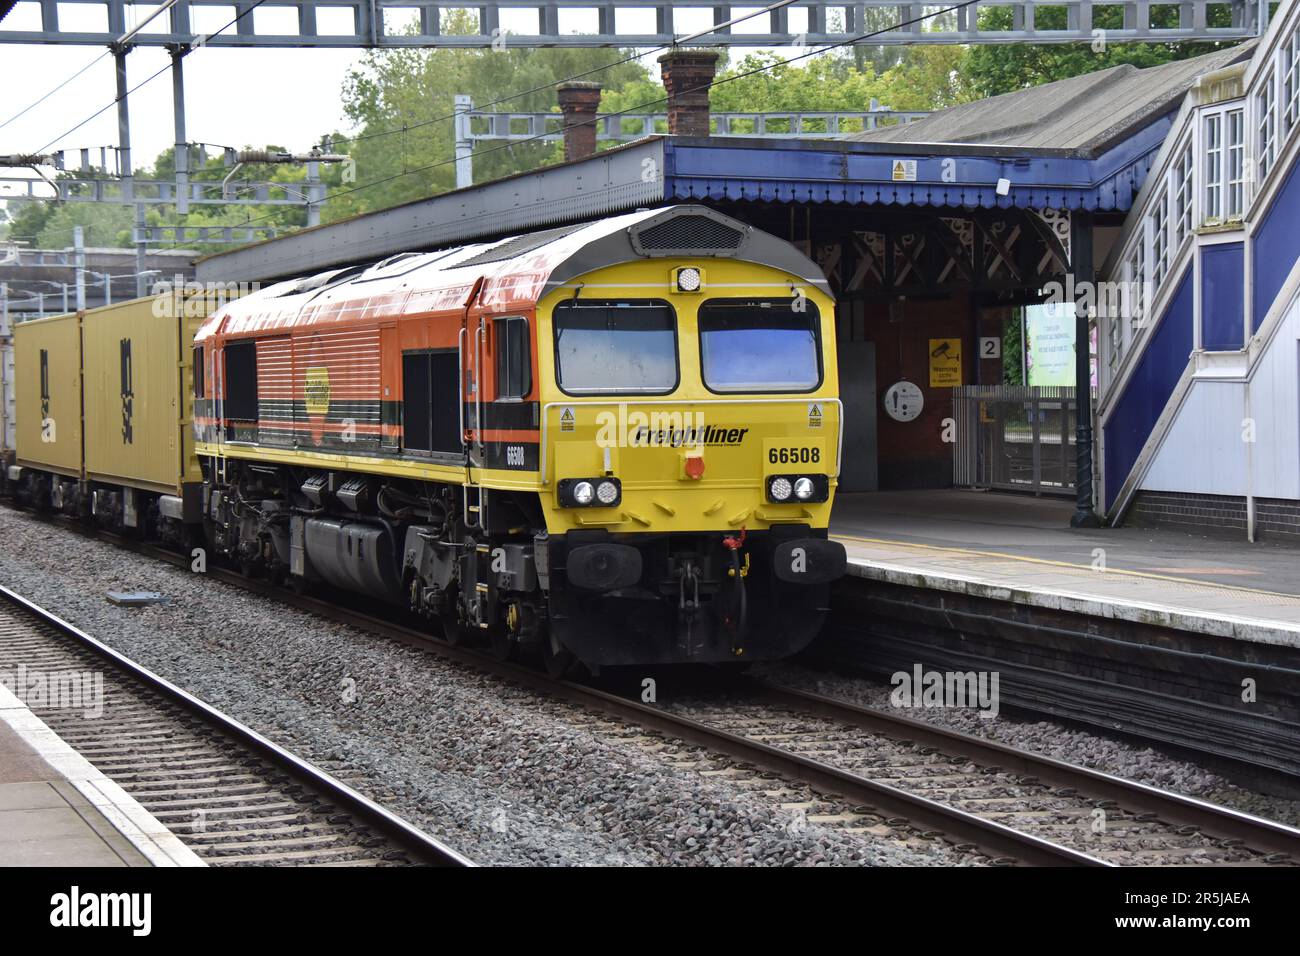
[698,299,822,393]
[553,301,678,395]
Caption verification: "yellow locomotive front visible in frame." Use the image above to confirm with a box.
[532,249,847,667]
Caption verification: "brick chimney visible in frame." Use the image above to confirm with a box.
[556,82,602,162]
[657,49,720,137]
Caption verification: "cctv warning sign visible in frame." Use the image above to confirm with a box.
[928,338,962,388]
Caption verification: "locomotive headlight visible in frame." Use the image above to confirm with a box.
[572,481,596,505]
[793,477,815,500]
[769,476,793,502]
[561,477,620,507]
[675,266,703,293]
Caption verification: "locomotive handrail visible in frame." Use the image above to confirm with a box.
[537,397,845,486]
[457,325,467,455]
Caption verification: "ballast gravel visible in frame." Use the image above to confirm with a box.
[0,507,967,867]
[756,660,1300,828]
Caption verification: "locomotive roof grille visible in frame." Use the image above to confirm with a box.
[456,223,588,268]
[630,214,747,257]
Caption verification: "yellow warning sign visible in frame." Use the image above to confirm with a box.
[928,338,962,388]
[807,402,823,429]
[891,159,917,182]
[559,406,576,432]
[304,367,331,415]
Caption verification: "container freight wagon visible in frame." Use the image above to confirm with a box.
[8,293,216,542]
[81,296,208,531]
[1,309,14,471]
[12,312,83,504]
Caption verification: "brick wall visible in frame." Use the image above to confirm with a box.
[855,295,1011,489]
[1127,490,1300,545]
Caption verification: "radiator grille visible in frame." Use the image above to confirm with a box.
[634,215,745,255]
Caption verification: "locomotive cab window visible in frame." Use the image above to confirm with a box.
[698,298,822,393]
[553,300,678,395]
[223,339,258,420]
[494,316,531,401]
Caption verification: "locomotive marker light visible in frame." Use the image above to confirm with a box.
[675,267,704,293]
[572,481,595,505]
[793,477,815,500]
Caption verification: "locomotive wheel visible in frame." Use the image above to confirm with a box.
[540,634,576,679]
[439,605,469,647]
[488,626,514,663]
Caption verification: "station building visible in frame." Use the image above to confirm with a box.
[196,4,1300,542]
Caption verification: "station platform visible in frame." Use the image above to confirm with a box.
[830,490,1300,649]
[0,683,203,867]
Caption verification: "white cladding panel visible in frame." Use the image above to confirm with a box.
[1142,291,1300,500]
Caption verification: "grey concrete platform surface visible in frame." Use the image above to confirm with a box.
[0,683,204,867]
[830,490,1300,648]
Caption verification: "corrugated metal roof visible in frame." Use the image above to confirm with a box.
[847,44,1255,157]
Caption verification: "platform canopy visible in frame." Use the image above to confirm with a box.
[196,44,1252,285]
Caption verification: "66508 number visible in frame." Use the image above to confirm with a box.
[768,446,820,465]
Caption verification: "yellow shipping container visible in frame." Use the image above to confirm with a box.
[14,312,83,478]
[81,296,207,498]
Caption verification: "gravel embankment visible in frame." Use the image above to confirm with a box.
[0,507,971,866]
[756,660,1300,827]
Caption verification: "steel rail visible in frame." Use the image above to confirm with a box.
[0,581,475,868]
[748,679,1300,862]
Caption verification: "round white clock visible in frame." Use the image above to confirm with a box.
[883,380,924,422]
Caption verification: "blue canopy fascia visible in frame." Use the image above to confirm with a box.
[662,119,1171,213]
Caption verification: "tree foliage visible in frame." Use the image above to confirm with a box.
[958,5,1238,98]
[325,11,649,221]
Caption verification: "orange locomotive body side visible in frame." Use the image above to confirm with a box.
[195,248,548,463]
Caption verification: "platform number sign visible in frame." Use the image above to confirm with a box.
[120,337,134,444]
[980,336,1002,359]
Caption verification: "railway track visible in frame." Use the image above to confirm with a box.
[667,681,1300,866]
[12,511,1300,867]
[0,583,472,868]
[155,554,1300,866]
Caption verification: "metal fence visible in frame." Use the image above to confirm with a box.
[953,386,1077,496]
